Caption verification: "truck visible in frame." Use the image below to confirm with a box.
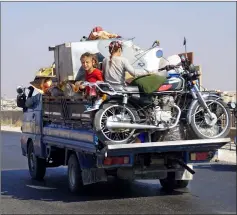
[16,38,231,193]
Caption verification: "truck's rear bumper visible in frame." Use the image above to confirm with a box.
[102,138,231,157]
[116,165,194,180]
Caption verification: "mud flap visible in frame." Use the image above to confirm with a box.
[211,150,219,162]
[81,168,108,185]
[175,164,194,180]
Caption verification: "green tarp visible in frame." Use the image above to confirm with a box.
[131,74,167,94]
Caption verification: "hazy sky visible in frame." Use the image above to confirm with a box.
[1,2,236,98]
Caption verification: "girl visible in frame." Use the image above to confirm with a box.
[75,52,104,111]
[102,40,152,86]
[102,40,167,94]
[76,52,103,93]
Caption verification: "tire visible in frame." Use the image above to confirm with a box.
[114,177,133,187]
[93,100,140,145]
[176,180,189,188]
[27,142,46,180]
[159,173,189,190]
[189,96,231,139]
[67,154,83,193]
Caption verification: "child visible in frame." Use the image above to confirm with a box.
[102,41,166,94]
[102,40,151,86]
[75,52,104,111]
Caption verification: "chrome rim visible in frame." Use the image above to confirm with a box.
[193,100,229,138]
[99,104,136,143]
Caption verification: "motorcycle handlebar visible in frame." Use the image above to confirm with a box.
[158,65,179,71]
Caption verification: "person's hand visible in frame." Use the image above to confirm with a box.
[75,81,85,90]
[144,69,157,75]
[143,68,155,75]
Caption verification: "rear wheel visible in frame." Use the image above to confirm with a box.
[67,154,83,193]
[27,141,46,180]
[159,173,189,190]
[94,101,139,145]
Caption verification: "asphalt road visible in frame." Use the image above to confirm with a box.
[1,131,236,214]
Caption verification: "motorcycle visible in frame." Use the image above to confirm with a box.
[79,39,231,145]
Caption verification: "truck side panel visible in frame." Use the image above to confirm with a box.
[43,126,95,143]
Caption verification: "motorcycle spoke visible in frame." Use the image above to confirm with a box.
[115,132,121,140]
[107,108,115,116]
[193,100,218,116]
[196,120,205,127]
[122,132,125,140]
[102,115,108,120]
[217,113,225,120]
[100,104,136,142]
[103,130,110,134]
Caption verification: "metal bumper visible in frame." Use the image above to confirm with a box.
[102,138,231,157]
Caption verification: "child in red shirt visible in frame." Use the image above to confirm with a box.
[76,52,104,111]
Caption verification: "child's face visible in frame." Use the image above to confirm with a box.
[81,56,94,71]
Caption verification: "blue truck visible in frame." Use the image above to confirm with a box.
[16,39,231,193]
[16,91,230,193]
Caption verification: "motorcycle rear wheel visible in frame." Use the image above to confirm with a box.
[93,100,140,145]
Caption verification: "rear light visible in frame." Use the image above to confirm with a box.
[190,152,209,161]
[103,156,130,165]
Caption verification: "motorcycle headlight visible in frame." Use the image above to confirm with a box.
[229,102,236,109]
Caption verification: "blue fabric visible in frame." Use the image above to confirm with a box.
[137,132,146,143]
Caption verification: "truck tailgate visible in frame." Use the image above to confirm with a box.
[102,138,230,156]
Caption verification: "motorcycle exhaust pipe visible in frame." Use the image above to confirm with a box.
[106,121,158,129]
[106,105,182,130]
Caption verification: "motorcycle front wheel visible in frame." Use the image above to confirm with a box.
[189,96,231,139]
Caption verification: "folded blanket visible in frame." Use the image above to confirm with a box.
[88,30,119,40]
[130,74,167,94]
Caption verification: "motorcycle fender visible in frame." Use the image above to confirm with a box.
[187,93,222,124]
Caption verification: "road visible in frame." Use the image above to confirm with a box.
[1,131,236,214]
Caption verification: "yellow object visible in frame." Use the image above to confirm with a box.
[101,94,107,101]
[30,63,56,94]
[190,153,196,160]
[36,63,55,77]
[125,72,134,80]
[88,31,118,40]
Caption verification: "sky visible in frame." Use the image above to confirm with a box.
[1,1,236,98]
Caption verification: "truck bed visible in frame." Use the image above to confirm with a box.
[43,129,230,157]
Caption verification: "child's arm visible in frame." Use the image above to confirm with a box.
[123,58,150,77]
